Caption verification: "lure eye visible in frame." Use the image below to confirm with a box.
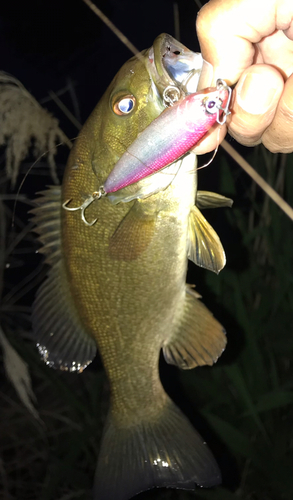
[205,97,222,114]
[113,95,136,115]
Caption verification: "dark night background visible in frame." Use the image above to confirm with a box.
[1,1,293,500]
[0,0,199,126]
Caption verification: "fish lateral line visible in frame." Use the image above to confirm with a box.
[12,138,78,228]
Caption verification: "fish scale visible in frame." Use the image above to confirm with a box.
[31,33,232,499]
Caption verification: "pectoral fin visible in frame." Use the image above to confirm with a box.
[109,200,156,261]
[197,191,233,209]
[187,205,226,274]
[163,286,226,369]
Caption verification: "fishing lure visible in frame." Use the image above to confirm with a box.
[63,79,231,226]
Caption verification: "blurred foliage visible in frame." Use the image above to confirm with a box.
[185,146,293,500]
[0,80,293,500]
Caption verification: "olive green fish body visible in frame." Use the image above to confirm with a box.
[63,147,196,420]
[32,34,231,500]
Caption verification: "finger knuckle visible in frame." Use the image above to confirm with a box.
[228,128,262,147]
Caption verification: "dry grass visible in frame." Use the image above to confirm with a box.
[0,72,72,187]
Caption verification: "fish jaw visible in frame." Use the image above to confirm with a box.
[103,85,229,194]
[147,33,203,96]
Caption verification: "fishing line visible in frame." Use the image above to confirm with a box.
[196,126,221,172]
[181,126,221,176]
[12,138,78,228]
[81,0,143,61]
[221,139,293,222]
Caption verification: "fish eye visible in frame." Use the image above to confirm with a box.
[205,97,222,114]
[113,95,136,115]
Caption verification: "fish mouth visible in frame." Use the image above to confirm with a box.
[148,33,203,99]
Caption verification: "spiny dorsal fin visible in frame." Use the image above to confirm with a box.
[30,186,62,266]
[31,186,97,372]
[163,286,226,369]
[187,205,226,274]
[197,191,233,209]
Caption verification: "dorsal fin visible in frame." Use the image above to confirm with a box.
[30,186,62,266]
[31,186,97,372]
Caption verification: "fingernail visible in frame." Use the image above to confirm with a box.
[237,73,278,114]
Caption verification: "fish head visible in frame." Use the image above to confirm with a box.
[91,34,202,182]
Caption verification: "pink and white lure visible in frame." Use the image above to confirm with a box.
[62,80,231,226]
[102,79,231,195]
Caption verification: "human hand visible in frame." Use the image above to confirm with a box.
[193,0,293,155]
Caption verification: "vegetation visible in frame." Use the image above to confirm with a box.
[0,69,292,500]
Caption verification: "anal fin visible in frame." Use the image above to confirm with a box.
[163,286,226,369]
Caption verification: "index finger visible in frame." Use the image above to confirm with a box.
[196,0,292,86]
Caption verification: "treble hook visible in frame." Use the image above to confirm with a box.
[215,78,232,126]
[62,187,106,226]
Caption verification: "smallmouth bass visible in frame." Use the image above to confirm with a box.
[31,34,232,500]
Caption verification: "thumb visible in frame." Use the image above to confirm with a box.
[229,64,284,146]
[196,0,276,86]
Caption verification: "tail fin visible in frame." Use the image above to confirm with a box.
[94,399,221,500]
